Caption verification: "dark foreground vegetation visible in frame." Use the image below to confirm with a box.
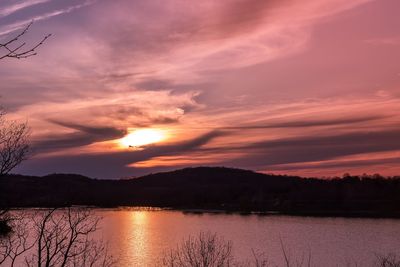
[2,167,400,217]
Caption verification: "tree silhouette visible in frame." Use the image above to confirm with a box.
[0,21,49,176]
[0,209,115,267]
[162,232,233,267]
[0,107,30,235]
[0,108,30,177]
[0,21,49,234]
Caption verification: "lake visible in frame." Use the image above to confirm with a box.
[92,208,400,266]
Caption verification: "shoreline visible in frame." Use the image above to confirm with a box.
[6,206,400,219]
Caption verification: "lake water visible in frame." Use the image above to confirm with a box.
[93,208,400,267]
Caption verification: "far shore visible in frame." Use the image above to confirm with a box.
[3,167,400,221]
[6,206,400,219]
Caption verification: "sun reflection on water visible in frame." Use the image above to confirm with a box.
[128,211,149,265]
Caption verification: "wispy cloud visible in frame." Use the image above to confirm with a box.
[0,0,96,36]
[0,0,51,18]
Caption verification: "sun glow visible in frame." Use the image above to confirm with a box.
[119,129,166,148]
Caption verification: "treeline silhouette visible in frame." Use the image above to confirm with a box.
[1,167,400,217]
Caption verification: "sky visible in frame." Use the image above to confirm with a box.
[1,0,400,179]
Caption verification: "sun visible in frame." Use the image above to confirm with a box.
[119,129,166,148]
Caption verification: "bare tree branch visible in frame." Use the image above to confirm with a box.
[24,208,116,267]
[0,21,51,60]
[0,212,36,266]
[1,209,115,267]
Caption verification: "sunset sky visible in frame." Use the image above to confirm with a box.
[1,0,400,179]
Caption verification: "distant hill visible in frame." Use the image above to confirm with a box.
[1,167,400,217]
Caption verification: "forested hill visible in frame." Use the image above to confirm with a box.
[1,167,400,217]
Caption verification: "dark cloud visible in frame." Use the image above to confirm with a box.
[268,157,400,171]
[48,120,125,137]
[108,106,145,121]
[33,120,126,151]
[149,116,180,125]
[28,126,400,178]
[26,126,400,178]
[224,115,387,129]
[135,79,174,91]
[103,72,143,80]
[105,108,181,127]
[224,128,400,168]
[19,130,225,178]
[102,101,185,126]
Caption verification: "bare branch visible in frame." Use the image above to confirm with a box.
[0,110,30,177]
[0,21,51,60]
[0,212,36,266]
[0,107,30,232]
[162,232,233,267]
[25,208,115,267]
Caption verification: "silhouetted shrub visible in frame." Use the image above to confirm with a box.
[162,232,233,267]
